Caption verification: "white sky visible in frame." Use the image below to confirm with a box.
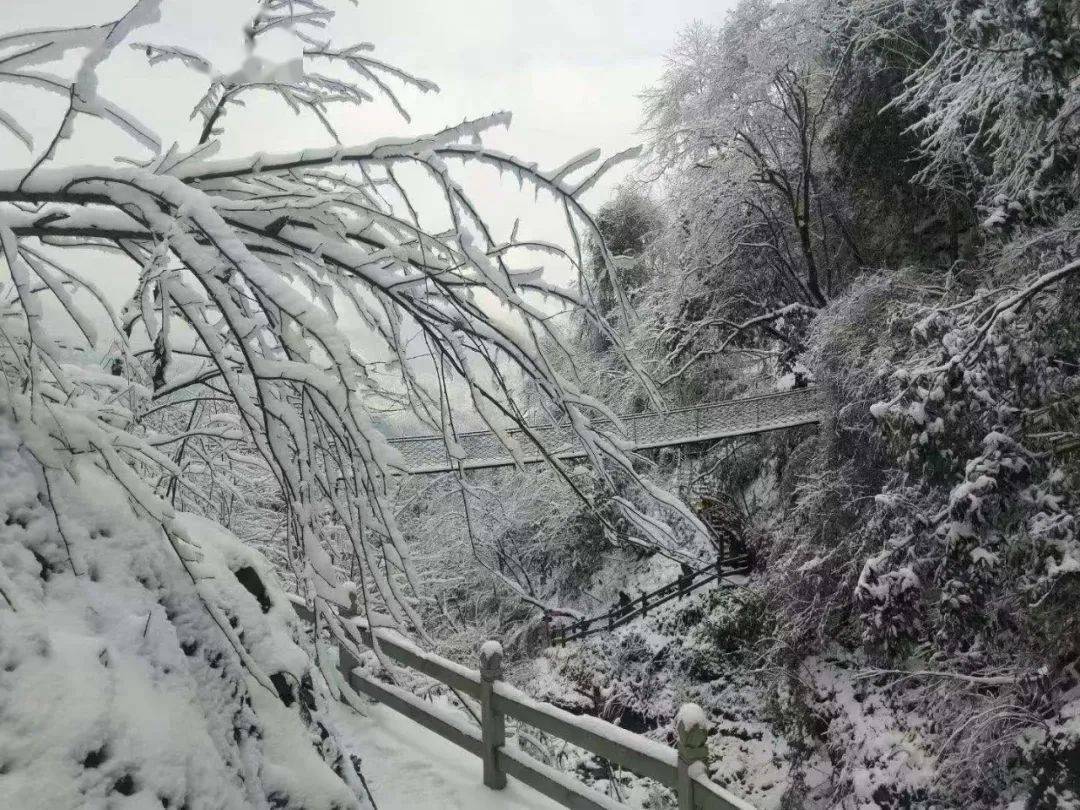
[356,0,727,183]
[3,0,732,200]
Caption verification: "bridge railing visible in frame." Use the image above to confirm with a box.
[386,387,823,473]
[289,596,755,810]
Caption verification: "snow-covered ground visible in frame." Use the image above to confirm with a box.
[336,700,565,810]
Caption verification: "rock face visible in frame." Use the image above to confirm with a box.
[0,414,371,810]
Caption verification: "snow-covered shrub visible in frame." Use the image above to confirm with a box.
[798,656,939,808]
[865,243,1080,654]
[678,587,772,681]
[845,0,1080,226]
[1020,692,1080,808]
[756,277,904,653]
[755,220,1080,801]
[540,626,677,731]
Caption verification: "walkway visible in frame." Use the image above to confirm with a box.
[335,698,568,810]
[387,387,824,474]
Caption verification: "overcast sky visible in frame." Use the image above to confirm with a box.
[3,0,733,198]
[1,0,736,427]
[357,0,729,186]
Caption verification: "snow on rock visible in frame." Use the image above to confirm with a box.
[0,414,370,809]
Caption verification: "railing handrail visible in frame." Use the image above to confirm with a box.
[552,554,752,645]
[290,595,755,810]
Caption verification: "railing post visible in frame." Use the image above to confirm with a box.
[339,597,359,693]
[677,703,709,810]
[479,641,507,790]
[339,637,359,693]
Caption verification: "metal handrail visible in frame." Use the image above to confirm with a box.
[551,555,752,646]
[385,387,824,474]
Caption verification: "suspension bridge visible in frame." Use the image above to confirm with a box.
[386,387,824,474]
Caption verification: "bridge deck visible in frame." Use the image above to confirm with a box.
[387,387,824,474]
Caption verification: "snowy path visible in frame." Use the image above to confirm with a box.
[337,699,567,810]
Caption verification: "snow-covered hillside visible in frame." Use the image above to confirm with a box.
[0,415,369,809]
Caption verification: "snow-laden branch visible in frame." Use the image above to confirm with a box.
[0,0,712,675]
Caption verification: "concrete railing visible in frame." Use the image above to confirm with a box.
[385,387,824,474]
[289,596,755,810]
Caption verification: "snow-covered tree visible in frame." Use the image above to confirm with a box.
[639,0,859,391]
[0,1,712,806]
